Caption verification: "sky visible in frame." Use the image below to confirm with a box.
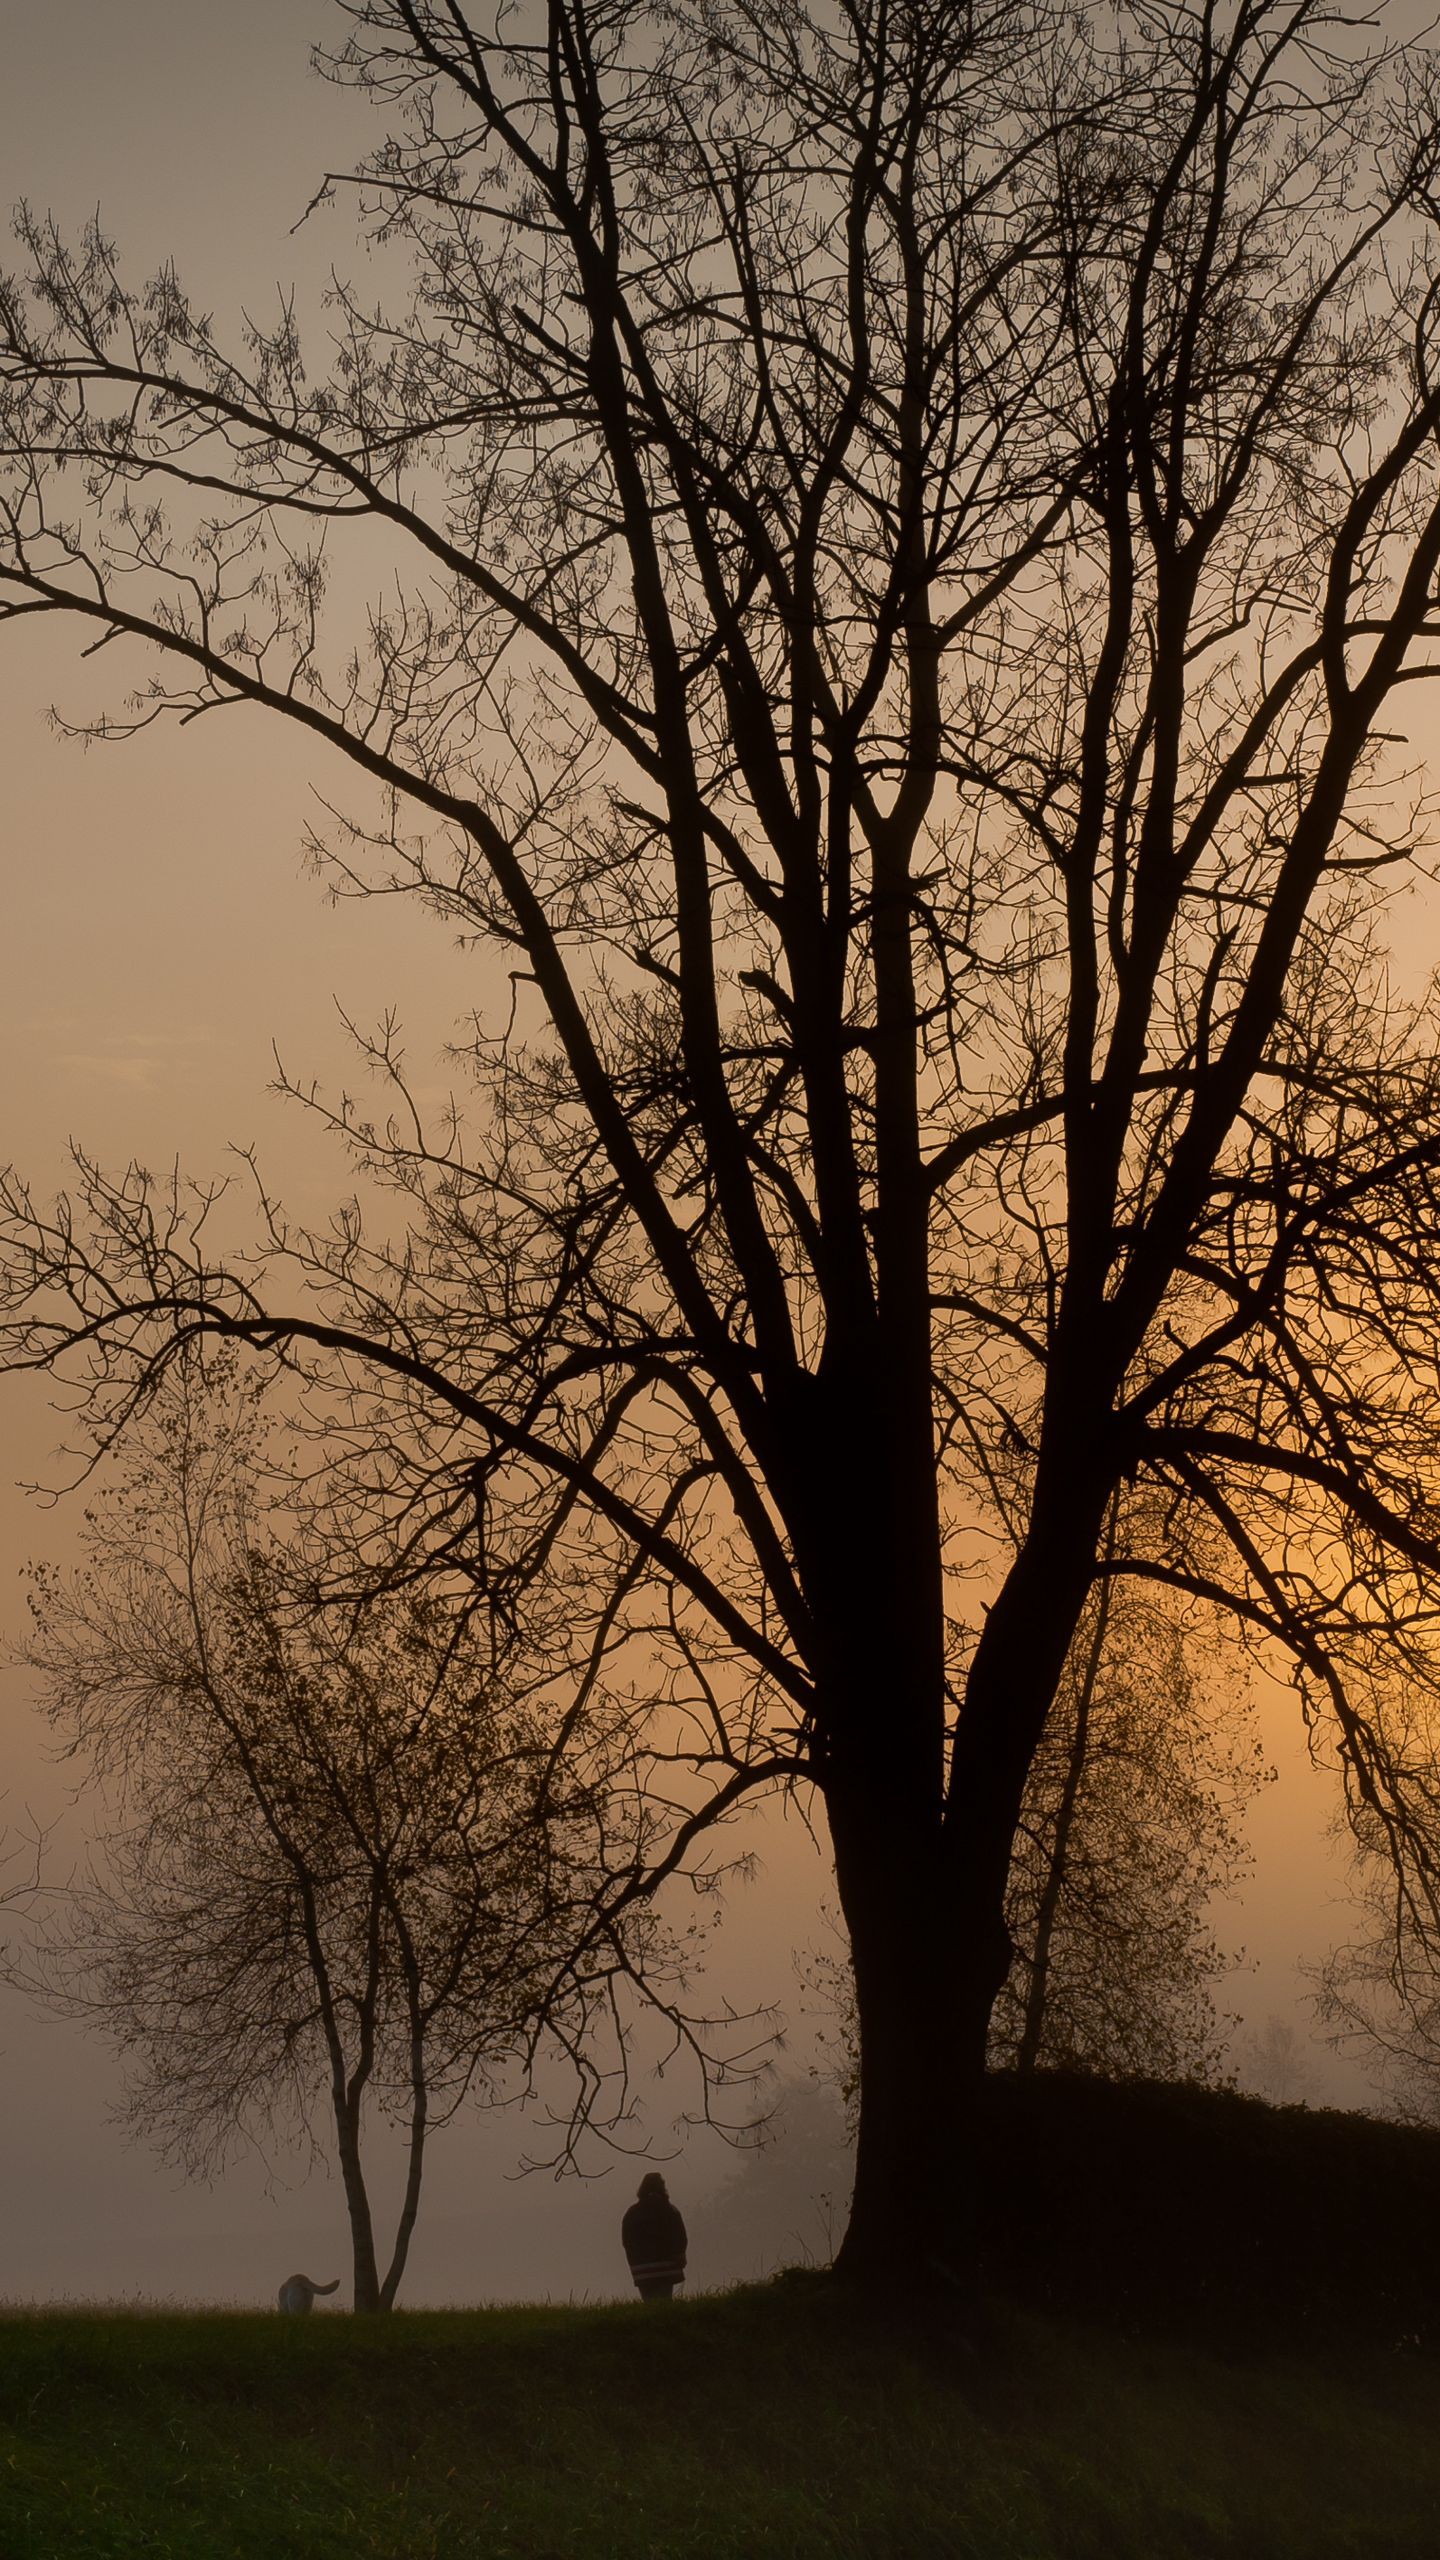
[0,0,1401,2307]
[0,0,840,2306]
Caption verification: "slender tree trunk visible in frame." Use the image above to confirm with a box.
[1014,1543,1116,2073]
[334,2099,384,2314]
[379,2027,428,2313]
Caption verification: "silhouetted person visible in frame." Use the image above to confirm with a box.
[622,2171,687,2301]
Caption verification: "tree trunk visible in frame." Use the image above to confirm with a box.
[823,1688,998,2298]
[827,1814,990,2296]
[379,2035,427,2313]
[825,1465,1115,2297]
[334,2099,384,2314]
[1014,1546,1116,2072]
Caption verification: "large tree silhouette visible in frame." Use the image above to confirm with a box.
[8,0,1440,2289]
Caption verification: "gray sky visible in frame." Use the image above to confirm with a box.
[0,1,1393,2306]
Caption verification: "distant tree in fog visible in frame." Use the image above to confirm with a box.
[1317,1796,1440,2124]
[689,2076,854,2283]
[17,1361,653,2313]
[1234,2012,1317,2108]
[995,1530,1264,2083]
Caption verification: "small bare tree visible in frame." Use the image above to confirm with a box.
[1316,1748,1440,2124]
[1235,2011,1317,2107]
[18,1361,657,2312]
[996,1529,1264,2084]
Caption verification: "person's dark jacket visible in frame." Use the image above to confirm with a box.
[622,2192,687,2286]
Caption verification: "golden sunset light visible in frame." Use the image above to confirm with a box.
[5,6,1440,2552]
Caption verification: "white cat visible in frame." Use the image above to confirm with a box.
[277,2273,340,2314]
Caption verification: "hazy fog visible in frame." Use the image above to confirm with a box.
[0,0,1392,2309]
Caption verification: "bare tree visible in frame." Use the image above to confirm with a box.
[18,1360,657,2312]
[8,2,1440,2291]
[689,2073,855,2281]
[1234,2010,1318,2107]
[1319,1944,1440,2121]
[1316,1744,1440,2122]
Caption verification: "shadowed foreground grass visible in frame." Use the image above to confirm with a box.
[1,2277,1437,2560]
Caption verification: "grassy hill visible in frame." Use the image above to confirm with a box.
[2,2078,1439,2560]
[973,2069,1440,2343]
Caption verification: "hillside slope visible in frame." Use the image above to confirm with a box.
[3,2079,1438,2559]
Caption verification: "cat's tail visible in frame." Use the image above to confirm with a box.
[313,2278,341,2296]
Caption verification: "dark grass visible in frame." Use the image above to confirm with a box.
[4,2078,1440,2560]
[3,2281,1438,2559]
